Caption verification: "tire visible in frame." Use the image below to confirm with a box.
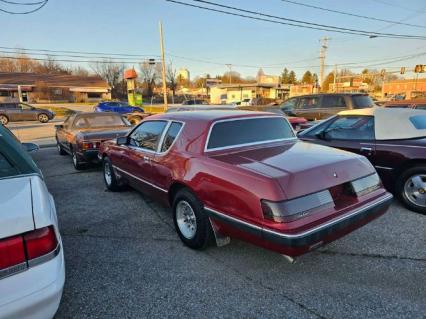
[38,113,49,123]
[172,188,213,249]
[103,156,122,191]
[396,165,426,215]
[57,141,67,155]
[0,114,9,125]
[71,148,84,170]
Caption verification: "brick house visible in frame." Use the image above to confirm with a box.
[382,78,426,99]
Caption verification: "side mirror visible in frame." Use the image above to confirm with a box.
[55,124,64,129]
[22,142,39,153]
[116,136,128,145]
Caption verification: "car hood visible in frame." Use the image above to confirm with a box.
[77,127,131,141]
[210,140,375,199]
[0,177,34,238]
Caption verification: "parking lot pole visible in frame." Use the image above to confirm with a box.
[159,21,168,110]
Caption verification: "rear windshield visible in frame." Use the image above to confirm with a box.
[410,115,426,130]
[207,117,294,151]
[352,95,375,108]
[74,115,127,128]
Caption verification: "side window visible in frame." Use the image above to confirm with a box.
[19,103,32,110]
[280,98,297,110]
[325,116,374,140]
[0,152,18,178]
[73,117,89,129]
[130,121,167,151]
[322,96,346,108]
[415,104,426,110]
[297,97,320,109]
[161,122,183,152]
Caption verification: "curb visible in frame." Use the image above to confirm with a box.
[39,143,57,149]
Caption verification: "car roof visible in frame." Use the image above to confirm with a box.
[293,93,367,98]
[339,107,426,140]
[385,98,426,105]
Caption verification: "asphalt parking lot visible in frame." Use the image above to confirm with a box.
[32,147,426,319]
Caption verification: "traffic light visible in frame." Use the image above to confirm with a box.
[414,65,425,73]
[148,58,156,65]
[400,67,405,75]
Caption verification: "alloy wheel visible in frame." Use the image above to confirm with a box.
[104,162,112,186]
[0,115,8,125]
[176,200,197,239]
[39,114,48,122]
[404,174,426,208]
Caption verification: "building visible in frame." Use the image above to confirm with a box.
[0,72,111,103]
[382,78,426,99]
[328,77,369,93]
[290,84,316,97]
[177,68,190,82]
[210,83,289,104]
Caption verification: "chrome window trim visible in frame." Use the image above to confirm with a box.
[205,193,393,239]
[113,165,168,193]
[204,116,297,153]
[157,121,186,155]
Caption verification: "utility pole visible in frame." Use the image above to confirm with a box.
[333,64,337,93]
[225,64,232,84]
[319,36,330,89]
[159,21,168,109]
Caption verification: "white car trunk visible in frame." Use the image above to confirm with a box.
[0,177,34,239]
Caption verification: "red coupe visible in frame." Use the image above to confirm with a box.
[99,111,392,258]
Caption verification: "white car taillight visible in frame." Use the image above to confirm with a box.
[0,226,59,279]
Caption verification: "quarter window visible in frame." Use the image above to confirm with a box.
[130,121,167,151]
[0,152,18,178]
[322,96,346,108]
[325,116,374,140]
[409,115,426,129]
[161,122,183,152]
[297,97,320,109]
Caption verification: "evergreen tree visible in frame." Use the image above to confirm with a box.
[288,70,297,84]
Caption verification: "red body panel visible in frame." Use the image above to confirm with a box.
[100,111,392,257]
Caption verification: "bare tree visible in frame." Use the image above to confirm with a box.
[71,66,90,77]
[90,60,125,99]
[140,61,160,97]
[166,63,178,97]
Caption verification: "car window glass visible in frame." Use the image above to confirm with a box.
[297,97,320,109]
[322,96,346,108]
[352,95,374,108]
[0,151,18,178]
[326,116,374,140]
[74,117,89,128]
[161,122,183,152]
[280,98,297,110]
[19,103,32,110]
[85,115,126,127]
[299,120,329,138]
[130,121,167,151]
[415,104,426,110]
[207,117,294,150]
[409,115,426,129]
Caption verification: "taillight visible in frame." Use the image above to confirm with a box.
[82,142,100,150]
[0,226,59,279]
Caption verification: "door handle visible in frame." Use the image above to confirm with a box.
[360,147,373,155]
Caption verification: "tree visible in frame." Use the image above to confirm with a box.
[166,63,178,97]
[288,70,297,84]
[301,71,314,84]
[35,56,71,74]
[281,68,289,84]
[321,72,335,92]
[139,61,160,97]
[221,71,242,84]
[90,60,125,99]
[71,66,90,77]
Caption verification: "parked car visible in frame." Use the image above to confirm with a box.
[124,111,152,126]
[383,98,426,110]
[166,105,237,113]
[99,111,392,258]
[0,124,64,319]
[182,99,208,105]
[94,101,144,114]
[0,102,55,125]
[242,107,308,130]
[298,108,426,214]
[280,93,375,120]
[55,112,131,170]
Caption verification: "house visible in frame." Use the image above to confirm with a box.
[0,72,111,103]
[382,78,426,99]
[210,83,289,104]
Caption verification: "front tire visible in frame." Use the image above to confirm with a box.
[38,113,49,123]
[396,165,426,214]
[172,189,213,249]
[103,156,122,191]
[0,114,9,125]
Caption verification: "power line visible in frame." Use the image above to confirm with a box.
[0,0,48,14]
[0,0,45,5]
[280,0,426,29]
[178,0,426,39]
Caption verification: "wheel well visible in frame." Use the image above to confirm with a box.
[394,159,426,179]
[168,182,190,206]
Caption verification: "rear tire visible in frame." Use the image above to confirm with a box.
[172,188,213,249]
[71,148,84,170]
[396,165,426,215]
[103,156,122,191]
[56,140,66,155]
[0,114,9,125]
[38,113,49,123]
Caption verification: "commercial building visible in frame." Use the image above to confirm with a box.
[210,83,289,104]
[382,78,426,99]
[0,72,111,103]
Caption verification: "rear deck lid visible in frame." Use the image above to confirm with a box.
[0,177,34,239]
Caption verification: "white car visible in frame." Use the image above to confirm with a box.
[0,126,64,319]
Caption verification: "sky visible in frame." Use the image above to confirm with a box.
[1,0,426,80]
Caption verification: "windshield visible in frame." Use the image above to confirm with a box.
[207,117,295,151]
[352,95,375,108]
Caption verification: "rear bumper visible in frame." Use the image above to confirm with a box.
[79,150,100,162]
[0,247,65,319]
[207,192,393,257]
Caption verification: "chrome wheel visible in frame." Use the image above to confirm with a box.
[404,174,426,207]
[72,152,78,166]
[38,114,49,123]
[104,161,112,186]
[0,115,8,125]
[176,200,197,239]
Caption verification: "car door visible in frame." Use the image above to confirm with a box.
[56,115,75,152]
[19,103,38,121]
[302,115,376,164]
[318,95,347,119]
[3,103,21,121]
[119,120,168,194]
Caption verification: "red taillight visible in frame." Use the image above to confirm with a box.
[24,226,58,260]
[82,142,100,150]
[0,236,26,270]
[0,226,59,279]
